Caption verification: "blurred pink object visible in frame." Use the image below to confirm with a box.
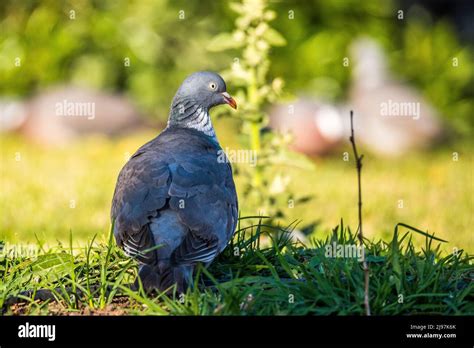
[269,99,345,156]
[349,37,444,155]
[1,86,149,145]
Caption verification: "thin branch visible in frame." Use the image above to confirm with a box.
[349,110,371,316]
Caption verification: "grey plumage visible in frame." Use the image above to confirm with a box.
[111,71,238,293]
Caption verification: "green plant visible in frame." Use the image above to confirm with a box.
[208,0,313,219]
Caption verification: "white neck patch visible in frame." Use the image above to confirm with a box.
[186,110,216,138]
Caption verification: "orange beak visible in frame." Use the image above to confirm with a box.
[221,92,237,109]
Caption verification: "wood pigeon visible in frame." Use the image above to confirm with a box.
[111,71,238,293]
[269,98,345,156]
[1,86,147,146]
[349,37,443,155]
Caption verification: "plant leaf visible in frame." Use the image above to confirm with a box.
[29,253,74,281]
[391,226,402,293]
[396,223,448,243]
[263,28,287,46]
[207,33,243,52]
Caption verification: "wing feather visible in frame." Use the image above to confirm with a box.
[111,127,238,267]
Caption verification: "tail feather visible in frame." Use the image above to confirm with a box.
[136,264,193,294]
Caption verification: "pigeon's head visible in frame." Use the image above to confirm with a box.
[168,71,237,137]
[173,71,237,111]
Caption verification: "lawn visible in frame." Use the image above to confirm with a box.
[1,119,472,252]
[1,220,473,315]
[0,119,473,315]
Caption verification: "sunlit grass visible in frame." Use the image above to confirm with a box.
[283,142,474,254]
[1,219,472,315]
[1,120,472,253]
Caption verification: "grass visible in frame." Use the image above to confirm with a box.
[0,119,473,315]
[1,120,472,253]
[1,218,472,315]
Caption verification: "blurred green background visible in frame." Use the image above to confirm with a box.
[1,0,473,132]
[0,0,473,252]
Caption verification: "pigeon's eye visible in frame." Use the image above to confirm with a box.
[209,82,217,91]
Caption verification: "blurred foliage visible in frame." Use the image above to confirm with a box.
[0,0,229,119]
[0,0,472,134]
[268,1,474,135]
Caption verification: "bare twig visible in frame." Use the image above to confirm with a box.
[349,110,371,316]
